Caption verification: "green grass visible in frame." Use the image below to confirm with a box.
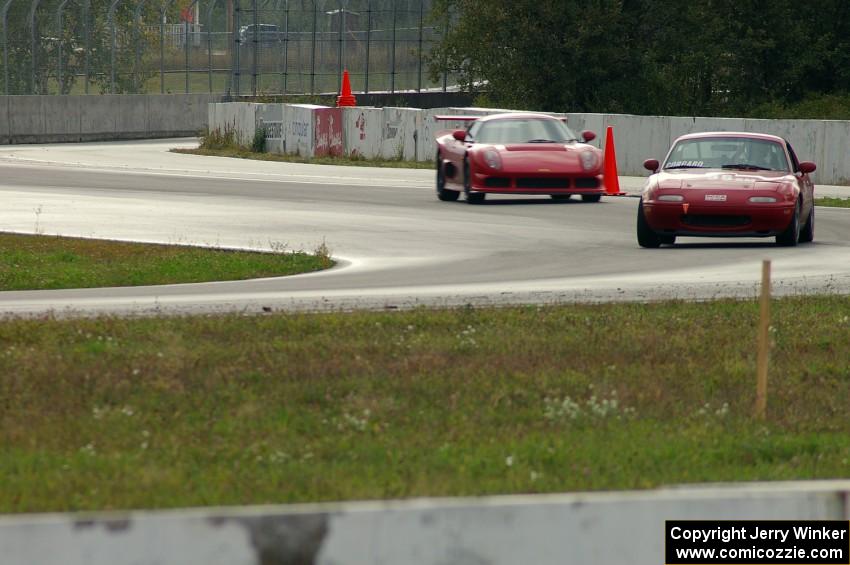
[1,296,849,513]
[0,233,333,291]
[176,126,431,168]
[175,146,432,169]
[816,197,850,208]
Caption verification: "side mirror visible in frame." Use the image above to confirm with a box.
[581,130,596,143]
[643,159,660,172]
[799,161,816,174]
[452,130,467,142]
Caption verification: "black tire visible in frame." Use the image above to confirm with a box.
[436,153,460,202]
[550,194,571,201]
[776,200,801,247]
[464,160,485,204]
[637,200,663,248]
[799,202,815,243]
[659,234,676,245]
[581,194,602,203]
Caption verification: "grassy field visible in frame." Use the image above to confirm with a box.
[816,197,850,208]
[0,233,332,291]
[1,296,849,513]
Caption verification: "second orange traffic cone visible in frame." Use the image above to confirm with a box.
[603,125,626,196]
[336,69,357,107]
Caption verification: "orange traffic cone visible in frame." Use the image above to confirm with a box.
[336,69,357,107]
[603,125,626,196]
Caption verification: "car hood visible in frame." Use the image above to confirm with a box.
[479,143,601,173]
[652,169,795,190]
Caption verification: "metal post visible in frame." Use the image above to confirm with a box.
[364,0,370,94]
[185,0,200,93]
[108,0,122,93]
[159,1,166,93]
[83,0,90,93]
[389,0,396,93]
[755,260,771,420]
[2,0,14,95]
[56,0,71,94]
[207,0,219,92]
[250,0,256,95]
[232,0,240,95]
[133,0,147,93]
[442,8,448,92]
[281,0,288,94]
[184,15,189,91]
[29,0,42,94]
[309,0,316,94]
[335,0,342,93]
[417,0,423,92]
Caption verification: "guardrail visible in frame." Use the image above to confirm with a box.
[0,93,219,143]
[2,480,849,564]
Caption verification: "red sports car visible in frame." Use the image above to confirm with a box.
[434,113,605,203]
[637,132,816,247]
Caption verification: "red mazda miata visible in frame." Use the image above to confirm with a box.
[638,132,816,247]
[434,113,605,204]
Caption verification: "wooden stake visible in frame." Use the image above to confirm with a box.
[755,260,771,420]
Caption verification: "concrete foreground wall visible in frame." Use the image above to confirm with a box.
[209,102,850,185]
[2,481,849,565]
[0,94,219,144]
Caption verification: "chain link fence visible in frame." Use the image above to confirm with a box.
[0,0,451,96]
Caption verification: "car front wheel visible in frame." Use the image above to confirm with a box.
[464,161,485,204]
[798,202,814,243]
[776,201,801,247]
[436,153,460,202]
[637,200,663,248]
[581,194,602,203]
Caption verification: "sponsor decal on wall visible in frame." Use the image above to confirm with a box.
[315,108,343,157]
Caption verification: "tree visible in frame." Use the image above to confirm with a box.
[429,0,850,116]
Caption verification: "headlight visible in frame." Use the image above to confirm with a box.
[749,196,777,203]
[483,149,502,170]
[580,151,599,171]
[658,194,684,202]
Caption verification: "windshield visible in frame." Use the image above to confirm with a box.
[664,137,790,171]
[474,118,578,144]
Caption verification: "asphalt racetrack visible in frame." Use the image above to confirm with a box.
[1,139,849,317]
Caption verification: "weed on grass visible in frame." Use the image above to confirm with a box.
[1,296,849,512]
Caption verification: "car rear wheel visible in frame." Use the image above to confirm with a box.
[776,200,801,247]
[581,194,602,203]
[464,161,485,204]
[798,202,815,243]
[436,153,460,202]
[637,200,663,248]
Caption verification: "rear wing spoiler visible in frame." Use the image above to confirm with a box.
[433,114,569,122]
[433,115,480,121]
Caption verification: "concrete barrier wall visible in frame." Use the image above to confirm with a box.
[284,104,319,157]
[0,94,218,144]
[343,107,383,159]
[256,104,284,154]
[314,107,344,157]
[2,481,849,565]
[382,107,421,161]
[207,102,850,185]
